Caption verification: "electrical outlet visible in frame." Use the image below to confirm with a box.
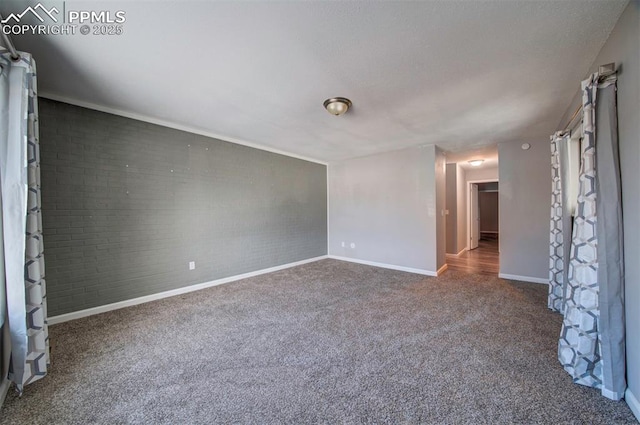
[341,241,345,247]
[350,242,356,249]
[189,261,195,270]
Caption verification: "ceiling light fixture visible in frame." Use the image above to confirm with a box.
[323,97,352,116]
[468,159,484,167]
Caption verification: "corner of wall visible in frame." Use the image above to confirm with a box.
[326,163,331,256]
[0,320,10,408]
[435,146,447,270]
[497,139,550,280]
[0,378,9,409]
[327,146,439,272]
[625,388,640,423]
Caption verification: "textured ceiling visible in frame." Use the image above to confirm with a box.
[0,0,627,163]
[446,145,499,170]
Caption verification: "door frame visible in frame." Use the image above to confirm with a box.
[467,179,499,251]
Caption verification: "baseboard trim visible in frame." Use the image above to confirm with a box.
[48,255,328,325]
[498,273,547,285]
[625,388,640,422]
[437,264,448,276]
[328,255,437,276]
[0,378,10,409]
[445,248,466,258]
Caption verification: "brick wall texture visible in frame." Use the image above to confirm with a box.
[39,99,327,316]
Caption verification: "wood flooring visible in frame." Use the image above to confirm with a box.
[446,238,499,275]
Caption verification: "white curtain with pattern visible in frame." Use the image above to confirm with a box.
[0,50,49,393]
[550,72,625,401]
[548,132,571,312]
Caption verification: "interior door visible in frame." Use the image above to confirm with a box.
[470,183,480,250]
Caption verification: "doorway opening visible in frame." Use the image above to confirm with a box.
[451,179,499,275]
[469,181,499,250]
[444,176,500,275]
[443,148,499,276]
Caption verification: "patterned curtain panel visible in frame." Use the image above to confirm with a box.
[0,50,49,393]
[557,72,625,401]
[548,132,571,312]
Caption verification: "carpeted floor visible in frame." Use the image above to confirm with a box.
[1,259,637,424]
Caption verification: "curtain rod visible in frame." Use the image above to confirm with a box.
[560,63,617,134]
[562,103,583,135]
[0,15,21,61]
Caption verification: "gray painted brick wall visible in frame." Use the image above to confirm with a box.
[39,99,327,316]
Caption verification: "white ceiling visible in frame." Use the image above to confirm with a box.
[446,145,499,170]
[1,0,627,163]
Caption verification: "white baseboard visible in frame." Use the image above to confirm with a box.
[498,273,548,285]
[48,256,328,325]
[328,255,437,276]
[437,264,448,276]
[445,248,467,258]
[626,388,640,422]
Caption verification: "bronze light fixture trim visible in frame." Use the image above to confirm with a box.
[323,97,352,116]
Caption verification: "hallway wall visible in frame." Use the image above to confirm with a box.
[329,145,441,273]
[479,192,499,233]
[445,163,467,255]
[498,139,550,282]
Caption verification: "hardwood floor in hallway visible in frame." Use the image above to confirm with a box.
[446,238,499,275]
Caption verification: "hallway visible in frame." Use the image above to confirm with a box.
[446,238,499,275]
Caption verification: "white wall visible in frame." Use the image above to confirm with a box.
[555,1,640,417]
[456,165,467,253]
[445,164,458,254]
[498,139,550,281]
[328,145,440,273]
[465,165,498,182]
[435,147,447,270]
[445,163,468,255]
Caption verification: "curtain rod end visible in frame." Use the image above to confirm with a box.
[599,63,616,77]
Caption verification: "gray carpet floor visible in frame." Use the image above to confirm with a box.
[1,259,637,424]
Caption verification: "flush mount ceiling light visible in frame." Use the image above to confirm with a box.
[468,159,484,167]
[323,97,352,116]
